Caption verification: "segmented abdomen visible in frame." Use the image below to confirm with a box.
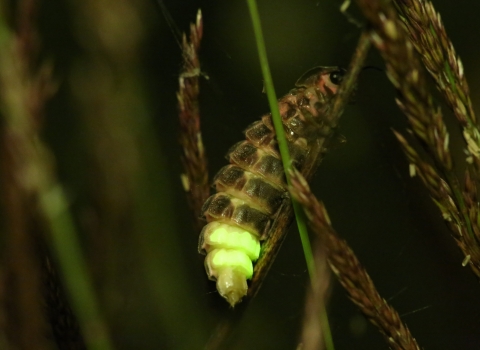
[198,67,343,306]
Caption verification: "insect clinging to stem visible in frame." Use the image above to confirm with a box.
[198,66,347,306]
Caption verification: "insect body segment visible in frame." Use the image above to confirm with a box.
[199,67,345,306]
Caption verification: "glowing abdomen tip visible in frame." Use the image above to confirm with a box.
[216,266,248,307]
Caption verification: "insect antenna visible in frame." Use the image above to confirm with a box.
[362,65,384,73]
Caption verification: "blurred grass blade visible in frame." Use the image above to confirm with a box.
[0,8,113,350]
[40,187,114,350]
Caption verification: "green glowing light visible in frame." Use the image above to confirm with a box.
[207,223,261,260]
[211,249,253,279]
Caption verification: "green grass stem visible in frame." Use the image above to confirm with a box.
[245,0,314,282]
[246,2,334,349]
[40,186,114,350]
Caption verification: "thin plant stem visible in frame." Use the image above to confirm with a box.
[246,27,369,307]
[246,3,332,349]
[246,0,315,280]
[299,242,332,350]
[327,30,371,123]
[247,5,371,350]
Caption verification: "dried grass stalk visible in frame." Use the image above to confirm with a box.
[353,0,480,277]
[392,0,480,275]
[326,30,371,123]
[393,0,476,128]
[289,169,420,350]
[298,242,331,350]
[354,0,451,170]
[178,10,210,231]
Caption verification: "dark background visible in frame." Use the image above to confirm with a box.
[38,0,480,349]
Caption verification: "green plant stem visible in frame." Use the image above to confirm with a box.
[246,0,314,280]
[40,187,114,350]
[246,1,332,350]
